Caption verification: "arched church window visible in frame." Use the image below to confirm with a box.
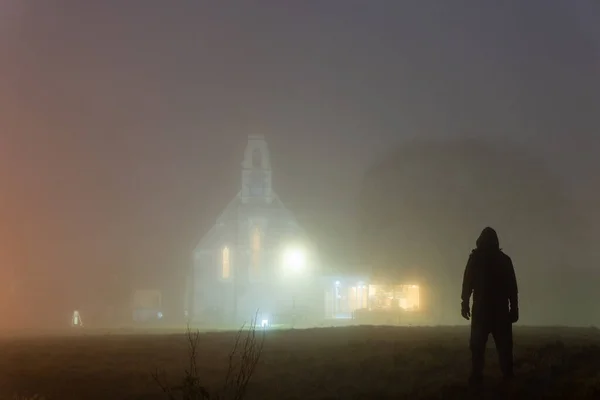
[252,148,262,168]
[251,226,261,276]
[222,246,230,279]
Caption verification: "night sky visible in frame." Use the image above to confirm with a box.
[1,0,599,318]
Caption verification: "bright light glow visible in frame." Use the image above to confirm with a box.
[368,284,420,311]
[282,246,307,272]
[252,226,261,277]
[348,284,369,311]
[71,310,83,327]
[261,319,269,327]
[222,246,230,279]
[406,285,420,310]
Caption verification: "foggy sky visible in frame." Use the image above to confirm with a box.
[1,0,599,318]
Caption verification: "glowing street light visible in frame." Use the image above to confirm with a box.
[282,246,307,272]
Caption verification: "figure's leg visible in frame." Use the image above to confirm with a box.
[492,320,514,378]
[469,319,489,383]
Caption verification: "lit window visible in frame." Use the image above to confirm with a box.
[348,284,368,311]
[222,246,230,279]
[251,226,261,276]
[407,285,420,310]
[368,284,420,311]
[360,284,368,308]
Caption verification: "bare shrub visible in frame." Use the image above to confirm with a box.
[153,312,265,400]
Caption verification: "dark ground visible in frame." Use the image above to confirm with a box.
[1,325,600,399]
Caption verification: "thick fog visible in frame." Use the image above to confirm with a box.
[358,138,598,326]
[1,0,599,331]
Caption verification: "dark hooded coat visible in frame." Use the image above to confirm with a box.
[461,227,518,320]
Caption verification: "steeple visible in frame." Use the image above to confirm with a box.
[241,135,273,203]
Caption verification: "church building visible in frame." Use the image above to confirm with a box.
[185,135,322,326]
[185,135,427,327]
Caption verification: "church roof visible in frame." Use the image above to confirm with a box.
[195,190,305,251]
[195,225,218,251]
[216,192,242,225]
[195,194,241,250]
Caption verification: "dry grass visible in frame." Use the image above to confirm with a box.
[152,317,264,400]
[1,325,600,399]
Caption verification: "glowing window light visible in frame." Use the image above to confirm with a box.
[368,284,420,311]
[71,310,83,327]
[407,284,420,310]
[252,226,261,276]
[222,246,230,279]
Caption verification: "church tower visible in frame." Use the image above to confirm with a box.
[241,135,273,204]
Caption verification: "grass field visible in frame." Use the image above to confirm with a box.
[1,325,600,399]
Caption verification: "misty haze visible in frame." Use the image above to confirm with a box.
[1,1,600,399]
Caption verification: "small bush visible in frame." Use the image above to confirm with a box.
[153,312,265,400]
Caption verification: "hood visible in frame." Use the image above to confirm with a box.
[475,227,500,251]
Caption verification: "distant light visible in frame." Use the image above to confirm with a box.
[157,311,163,319]
[282,246,307,272]
[71,310,83,327]
[335,281,340,286]
[261,319,269,328]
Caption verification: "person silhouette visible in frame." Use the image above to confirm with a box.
[461,227,519,384]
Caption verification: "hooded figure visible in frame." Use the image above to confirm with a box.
[475,226,500,251]
[461,227,519,384]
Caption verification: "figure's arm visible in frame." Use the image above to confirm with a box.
[461,254,474,305]
[507,257,519,310]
